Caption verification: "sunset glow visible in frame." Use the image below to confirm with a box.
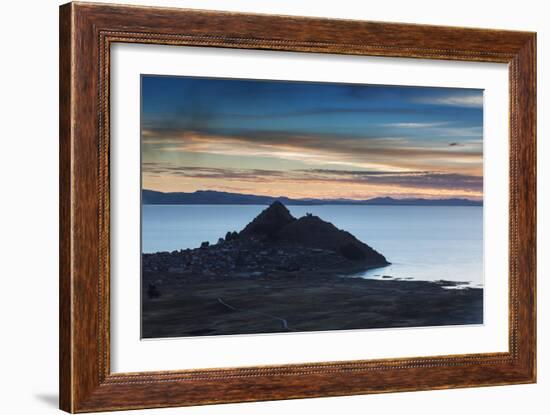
[141,76,483,200]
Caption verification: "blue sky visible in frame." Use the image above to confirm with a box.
[141,75,483,200]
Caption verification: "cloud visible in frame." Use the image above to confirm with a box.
[376,122,482,141]
[300,169,483,192]
[142,164,287,183]
[383,122,448,128]
[142,163,483,193]
[142,106,477,126]
[142,129,482,174]
[415,92,483,108]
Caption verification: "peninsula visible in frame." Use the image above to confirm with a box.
[142,202,483,338]
[143,201,389,279]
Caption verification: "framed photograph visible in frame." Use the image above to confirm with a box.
[59,2,536,412]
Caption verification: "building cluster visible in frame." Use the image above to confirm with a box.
[142,235,346,280]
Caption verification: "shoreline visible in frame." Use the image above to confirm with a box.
[142,272,483,338]
[141,202,482,338]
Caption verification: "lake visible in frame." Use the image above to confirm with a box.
[142,205,483,286]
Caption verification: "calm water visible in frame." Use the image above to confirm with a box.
[142,205,483,286]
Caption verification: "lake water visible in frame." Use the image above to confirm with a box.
[142,205,483,286]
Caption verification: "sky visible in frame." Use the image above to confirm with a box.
[141,75,483,200]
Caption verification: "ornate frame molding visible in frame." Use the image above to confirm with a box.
[60,2,536,412]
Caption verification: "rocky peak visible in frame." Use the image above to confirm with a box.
[278,214,387,263]
[240,201,296,238]
[239,202,388,266]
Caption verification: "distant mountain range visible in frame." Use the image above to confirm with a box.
[142,189,482,206]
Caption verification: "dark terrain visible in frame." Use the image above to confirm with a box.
[142,202,483,338]
[143,189,483,206]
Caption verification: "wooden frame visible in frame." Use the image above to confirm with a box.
[59,2,536,412]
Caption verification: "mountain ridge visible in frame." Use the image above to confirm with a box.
[142,189,482,206]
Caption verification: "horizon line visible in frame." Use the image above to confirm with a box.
[142,188,483,203]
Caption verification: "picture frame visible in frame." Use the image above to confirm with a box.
[59,2,536,412]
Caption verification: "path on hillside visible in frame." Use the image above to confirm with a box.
[217,297,291,331]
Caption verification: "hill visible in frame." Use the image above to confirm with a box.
[142,189,482,206]
[142,201,389,278]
